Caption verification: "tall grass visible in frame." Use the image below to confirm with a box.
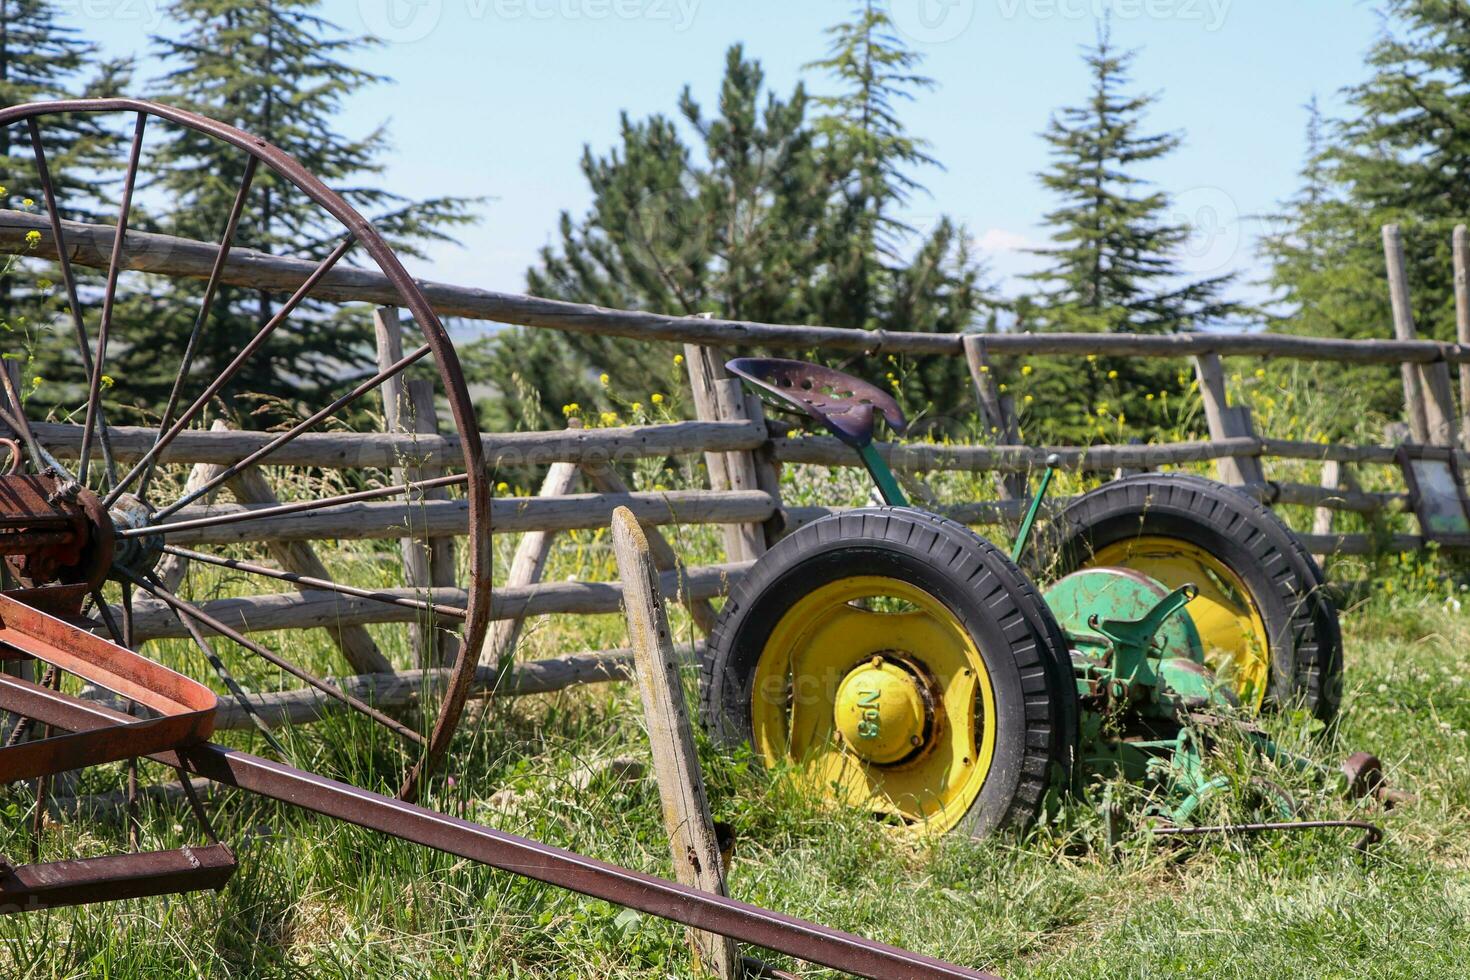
[2,359,1468,977]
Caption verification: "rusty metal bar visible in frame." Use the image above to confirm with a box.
[0,675,996,980]
[0,844,236,912]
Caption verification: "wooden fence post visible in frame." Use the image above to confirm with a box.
[962,334,1027,500]
[1455,224,1470,451]
[375,306,456,666]
[683,343,768,562]
[582,456,719,634]
[478,422,583,670]
[1192,353,1265,485]
[1311,460,1360,567]
[610,507,740,979]
[1382,224,1451,444]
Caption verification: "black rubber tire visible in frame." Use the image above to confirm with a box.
[700,507,1076,838]
[1034,473,1342,721]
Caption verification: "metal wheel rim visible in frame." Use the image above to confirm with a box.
[750,575,996,834]
[0,99,491,801]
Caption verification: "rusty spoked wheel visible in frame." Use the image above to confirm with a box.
[0,99,491,800]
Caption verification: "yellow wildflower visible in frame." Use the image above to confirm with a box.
[1086,354,1097,363]
[1023,394,1034,404]
[599,373,609,386]
[24,230,41,248]
[651,392,664,405]
[495,481,509,493]
[1021,365,1033,376]
[100,375,114,389]
[631,401,643,412]
[1107,370,1118,380]
[600,411,618,425]
[673,354,684,365]
[21,198,33,208]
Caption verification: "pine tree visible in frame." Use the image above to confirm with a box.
[485,12,989,434]
[805,0,938,328]
[105,0,474,417]
[0,1,132,411]
[1021,23,1239,440]
[1262,0,1470,423]
[482,44,828,431]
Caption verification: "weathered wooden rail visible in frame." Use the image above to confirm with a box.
[4,209,1463,732]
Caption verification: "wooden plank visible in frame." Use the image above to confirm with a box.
[1310,461,1360,566]
[773,433,1263,474]
[479,448,582,669]
[1383,224,1432,442]
[377,307,453,665]
[109,561,751,642]
[1420,360,1460,447]
[155,489,778,545]
[1192,353,1265,485]
[684,343,765,562]
[582,457,718,634]
[12,207,1470,364]
[611,507,740,977]
[210,643,706,731]
[1456,224,1470,449]
[962,334,1027,500]
[30,419,766,470]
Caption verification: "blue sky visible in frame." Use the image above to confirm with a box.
[77,0,1386,314]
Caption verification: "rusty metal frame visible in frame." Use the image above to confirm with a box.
[0,671,995,980]
[0,98,491,801]
[0,99,1001,978]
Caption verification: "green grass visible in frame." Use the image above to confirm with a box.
[2,362,1468,977]
[3,550,1470,978]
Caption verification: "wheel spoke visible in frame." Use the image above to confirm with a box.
[121,471,466,540]
[135,155,260,503]
[77,112,146,490]
[155,592,289,757]
[104,233,358,507]
[153,342,434,520]
[27,118,120,485]
[128,570,427,746]
[159,545,467,620]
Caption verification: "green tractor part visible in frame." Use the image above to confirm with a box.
[709,357,1401,845]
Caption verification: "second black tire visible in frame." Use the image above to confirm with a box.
[1035,473,1342,721]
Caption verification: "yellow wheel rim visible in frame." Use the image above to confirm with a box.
[1087,536,1271,710]
[750,575,996,834]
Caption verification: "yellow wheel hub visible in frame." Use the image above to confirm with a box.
[833,657,929,765]
[750,576,995,834]
[1087,536,1271,710]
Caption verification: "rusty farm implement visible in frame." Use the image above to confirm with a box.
[702,357,1401,843]
[0,98,997,979]
[0,99,1404,978]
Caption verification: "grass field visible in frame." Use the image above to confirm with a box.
[1,516,1468,979]
[1,365,1468,977]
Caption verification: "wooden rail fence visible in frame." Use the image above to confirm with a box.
[2,210,1463,728]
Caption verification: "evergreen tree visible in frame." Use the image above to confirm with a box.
[0,1,132,413]
[1021,23,1239,440]
[485,11,988,434]
[1261,0,1470,423]
[105,0,474,418]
